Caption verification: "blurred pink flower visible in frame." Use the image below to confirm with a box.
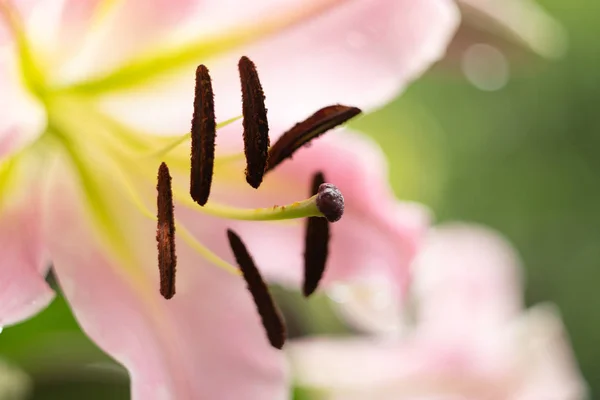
[290,224,588,399]
[454,0,567,59]
[0,0,458,398]
[437,1,567,91]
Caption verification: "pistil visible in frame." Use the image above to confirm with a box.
[303,172,332,297]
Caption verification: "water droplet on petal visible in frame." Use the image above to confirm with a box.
[461,44,510,91]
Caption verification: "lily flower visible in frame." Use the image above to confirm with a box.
[0,0,455,398]
[290,224,588,399]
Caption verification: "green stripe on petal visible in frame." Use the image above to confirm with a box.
[55,0,343,95]
[46,124,138,274]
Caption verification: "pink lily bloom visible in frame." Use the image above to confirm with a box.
[290,224,588,399]
[0,1,458,398]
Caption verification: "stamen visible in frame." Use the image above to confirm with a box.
[239,56,269,189]
[303,172,330,297]
[226,229,286,349]
[266,105,362,172]
[190,64,217,206]
[157,162,177,299]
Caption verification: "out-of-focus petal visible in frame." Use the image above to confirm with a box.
[210,0,461,123]
[289,226,587,399]
[288,308,587,400]
[0,47,46,160]
[41,161,288,400]
[288,337,491,399]
[511,304,588,400]
[15,0,98,72]
[99,0,460,135]
[26,0,198,83]
[411,223,523,344]
[288,337,412,391]
[327,275,406,336]
[456,0,567,59]
[0,161,53,327]
[197,129,428,305]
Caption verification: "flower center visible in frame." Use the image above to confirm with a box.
[0,1,356,280]
[0,0,366,349]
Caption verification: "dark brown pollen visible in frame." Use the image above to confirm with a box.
[303,172,331,297]
[238,56,269,189]
[226,229,286,349]
[157,162,176,300]
[266,105,362,173]
[190,64,216,206]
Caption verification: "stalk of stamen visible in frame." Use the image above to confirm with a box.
[190,64,217,206]
[266,105,362,173]
[239,56,269,189]
[112,157,241,276]
[146,116,241,159]
[157,162,177,299]
[177,182,345,222]
[303,172,330,297]
[226,229,286,349]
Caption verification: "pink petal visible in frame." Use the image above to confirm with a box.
[288,228,588,399]
[327,275,407,336]
[210,0,461,123]
[16,0,198,83]
[411,223,524,343]
[100,0,460,135]
[0,47,46,160]
[71,0,197,81]
[289,311,587,399]
[288,337,412,390]
[13,0,97,72]
[0,165,53,327]
[511,305,588,400]
[288,337,491,399]
[41,163,288,399]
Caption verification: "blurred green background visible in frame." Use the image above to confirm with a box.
[1,0,599,398]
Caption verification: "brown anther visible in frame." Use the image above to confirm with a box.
[190,64,216,206]
[157,162,176,299]
[239,56,269,189]
[303,172,331,297]
[227,229,286,349]
[266,105,362,173]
